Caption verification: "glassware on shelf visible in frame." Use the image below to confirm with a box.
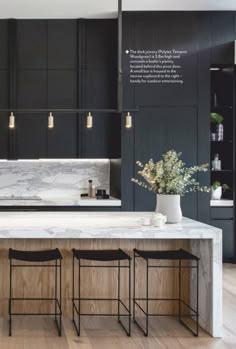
[212,153,221,171]
[216,123,224,141]
[211,132,216,141]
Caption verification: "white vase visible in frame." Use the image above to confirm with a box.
[155,194,182,223]
[211,186,222,200]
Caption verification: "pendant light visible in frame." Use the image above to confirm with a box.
[86,112,93,128]
[48,112,54,129]
[125,112,132,128]
[9,112,15,129]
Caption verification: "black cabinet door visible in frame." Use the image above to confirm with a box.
[16,114,47,159]
[48,70,77,109]
[133,106,198,219]
[210,13,234,65]
[0,21,9,159]
[122,12,198,108]
[47,113,78,158]
[0,20,8,69]
[211,219,234,261]
[81,113,120,159]
[16,70,47,158]
[47,70,77,158]
[17,70,47,108]
[79,19,119,159]
[17,20,47,69]
[48,20,77,70]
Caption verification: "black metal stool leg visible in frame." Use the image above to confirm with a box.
[133,252,136,324]
[118,260,120,323]
[59,258,62,336]
[9,258,12,336]
[72,254,75,323]
[178,259,181,323]
[196,259,199,337]
[128,259,131,336]
[78,258,81,336]
[145,259,149,337]
[55,259,57,322]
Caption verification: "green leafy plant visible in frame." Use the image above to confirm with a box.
[210,112,224,124]
[212,180,230,191]
[131,150,210,196]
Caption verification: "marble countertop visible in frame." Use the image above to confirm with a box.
[0,212,221,239]
[210,199,233,207]
[0,196,121,207]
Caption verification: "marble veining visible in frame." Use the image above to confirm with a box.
[0,160,110,204]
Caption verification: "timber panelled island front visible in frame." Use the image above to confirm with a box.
[0,211,222,337]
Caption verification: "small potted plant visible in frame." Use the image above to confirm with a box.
[211,180,230,200]
[131,150,210,223]
[210,112,224,141]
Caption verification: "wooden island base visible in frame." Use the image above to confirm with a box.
[0,239,191,318]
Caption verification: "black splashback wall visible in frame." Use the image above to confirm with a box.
[121,11,236,222]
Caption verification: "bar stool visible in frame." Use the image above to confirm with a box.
[133,248,199,337]
[72,248,131,336]
[9,248,63,336]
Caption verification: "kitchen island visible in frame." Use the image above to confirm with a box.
[0,212,222,337]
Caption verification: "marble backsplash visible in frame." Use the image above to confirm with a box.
[0,159,110,201]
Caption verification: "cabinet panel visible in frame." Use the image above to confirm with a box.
[134,106,198,219]
[81,114,121,159]
[82,68,117,109]
[211,207,233,219]
[0,20,8,69]
[82,19,117,69]
[48,70,77,108]
[122,12,198,107]
[17,20,47,69]
[47,113,77,158]
[17,70,47,108]
[0,114,9,159]
[48,20,77,70]
[16,114,47,159]
[0,70,8,108]
[210,13,234,65]
[211,219,234,260]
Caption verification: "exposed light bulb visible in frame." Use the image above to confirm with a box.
[48,112,54,129]
[9,112,15,129]
[86,112,93,128]
[125,112,132,128]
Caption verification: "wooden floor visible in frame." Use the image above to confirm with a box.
[0,264,235,349]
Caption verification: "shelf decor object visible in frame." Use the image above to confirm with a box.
[210,112,224,141]
[9,112,15,129]
[132,150,210,223]
[48,112,54,129]
[86,112,93,129]
[211,180,230,200]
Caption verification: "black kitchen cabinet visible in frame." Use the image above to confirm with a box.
[47,113,78,158]
[81,113,120,159]
[17,20,47,69]
[1,18,119,159]
[16,114,47,159]
[133,106,198,219]
[48,20,77,70]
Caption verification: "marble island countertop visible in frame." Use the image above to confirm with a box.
[0,196,121,207]
[0,211,222,338]
[0,211,221,239]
